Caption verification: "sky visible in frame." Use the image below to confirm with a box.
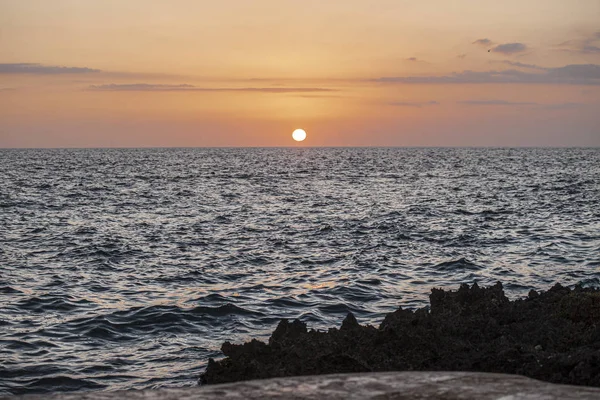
[1,0,599,147]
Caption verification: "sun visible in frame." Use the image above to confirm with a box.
[292,129,307,142]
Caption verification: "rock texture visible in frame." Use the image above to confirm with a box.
[7,372,600,399]
[202,282,600,387]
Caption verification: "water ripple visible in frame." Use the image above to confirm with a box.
[0,147,599,395]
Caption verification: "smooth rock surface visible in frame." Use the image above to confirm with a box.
[7,372,600,400]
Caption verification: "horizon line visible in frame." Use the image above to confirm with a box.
[1,145,599,150]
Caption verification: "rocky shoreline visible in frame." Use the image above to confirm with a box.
[200,282,600,387]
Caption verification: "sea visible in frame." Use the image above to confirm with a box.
[1,147,599,395]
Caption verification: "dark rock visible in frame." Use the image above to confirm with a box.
[201,283,600,387]
[269,319,307,346]
[340,312,360,331]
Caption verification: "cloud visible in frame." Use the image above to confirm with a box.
[542,102,584,110]
[90,84,193,91]
[491,43,528,54]
[458,100,537,106]
[0,63,100,74]
[472,39,528,54]
[582,45,600,53]
[496,60,546,70]
[457,54,467,59]
[548,64,600,80]
[405,57,429,63]
[473,38,493,46]
[0,87,16,92]
[291,94,345,98]
[555,32,600,54]
[458,100,586,109]
[374,63,600,85]
[88,83,337,92]
[388,100,439,107]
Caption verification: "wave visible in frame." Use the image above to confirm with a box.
[2,147,599,395]
[17,376,105,395]
[16,295,93,313]
[433,258,483,271]
[53,303,265,342]
[0,285,22,294]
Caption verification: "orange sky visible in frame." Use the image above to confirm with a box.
[1,0,599,147]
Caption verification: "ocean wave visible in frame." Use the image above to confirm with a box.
[15,295,93,313]
[432,258,483,271]
[1,147,599,395]
[17,376,105,395]
[50,303,265,342]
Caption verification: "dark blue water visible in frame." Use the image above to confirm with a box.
[1,147,599,395]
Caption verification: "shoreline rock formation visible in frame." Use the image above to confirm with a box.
[201,282,600,387]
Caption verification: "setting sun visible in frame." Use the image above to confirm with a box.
[2,1,600,396]
[292,129,307,142]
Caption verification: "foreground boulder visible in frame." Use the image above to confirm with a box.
[201,282,600,387]
[10,372,600,399]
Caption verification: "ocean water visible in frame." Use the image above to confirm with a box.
[1,147,599,395]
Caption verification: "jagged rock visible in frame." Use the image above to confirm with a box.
[340,312,360,331]
[201,282,600,387]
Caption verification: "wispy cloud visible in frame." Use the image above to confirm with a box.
[404,57,429,64]
[582,44,600,53]
[90,84,193,91]
[458,100,585,109]
[291,94,345,98]
[472,39,529,55]
[555,31,600,54]
[548,64,600,80]
[374,63,600,85]
[0,63,100,74]
[542,102,584,110]
[544,102,585,110]
[457,54,467,59]
[458,100,537,106]
[388,100,439,107]
[473,38,493,47]
[88,83,337,93]
[495,60,546,70]
[491,43,528,55]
